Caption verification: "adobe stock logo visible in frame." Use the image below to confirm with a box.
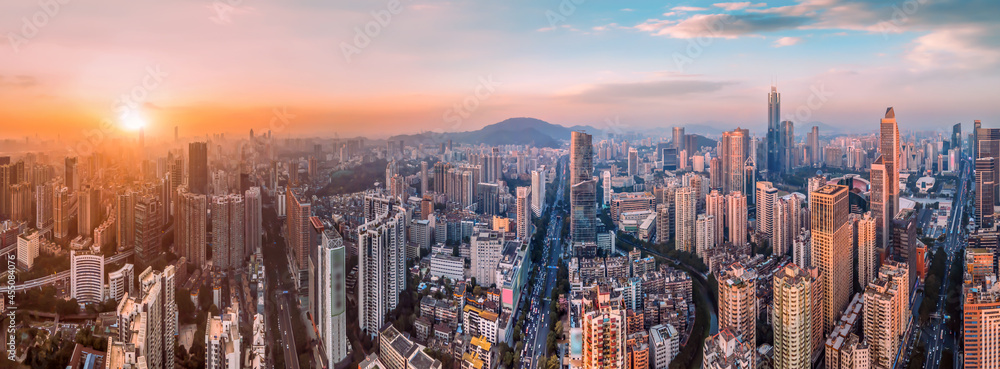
[340,0,407,63]
[6,0,72,53]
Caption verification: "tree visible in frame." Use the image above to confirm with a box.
[56,299,80,316]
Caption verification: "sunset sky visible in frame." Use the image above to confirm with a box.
[2,0,999,139]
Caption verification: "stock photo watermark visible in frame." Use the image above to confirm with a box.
[340,0,407,63]
[875,0,928,38]
[6,0,72,53]
[68,65,168,157]
[6,253,16,361]
[442,75,502,130]
[784,82,835,123]
[545,0,586,30]
[210,0,247,25]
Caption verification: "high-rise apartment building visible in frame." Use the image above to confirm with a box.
[755,181,777,236]
[188,142,209,195]
[206,305,241,369]
[674,187,696,253]
[706,190,726,245]
[772,264,819,369]
[176,186,208,268]
[811,184,852,334]
[570,131,597,244]
[516,187,530,240]
[890,209,917,293]
[471,230,503,286]
[134,196,162,267]
[358,206,406,337]
[108,263,135,303]
[727,191,748,247]
[244,187,262,257]
[857,212,878,288]
[78,185,100,236]
[964,282,1000,369]
[287,188,312,289]
[721,129,747,194]
[581,286,625,369]
[863,275,902,369]
[53,186,71,239]
[628,148,638,177]
[695,214,715,259]
[719,264,757,346]
[35,181,54,233]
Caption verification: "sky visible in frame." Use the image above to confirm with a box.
[2,0,999,140]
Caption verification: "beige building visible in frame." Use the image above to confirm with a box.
[706,190,727,244]
[726,191,748,247]
[719,264,757,347]
[810,184,852,334]
[772,264,820,369]
[863,277,901,369]
[674,187,696,253]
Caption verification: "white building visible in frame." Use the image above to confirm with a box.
[317,229,348,366]
[358,207,407,337]
[531,169,546,217]
[108,263,135,303]
[16,229,39,270]
[696,214,715,258]
[429,252,464,281]
[650,324,680,369]
[674,187,696,253]
[471,230,503,286]
[206,305,241,369]
[70,250,105,304]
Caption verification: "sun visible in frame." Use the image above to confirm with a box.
[120,110,148,131]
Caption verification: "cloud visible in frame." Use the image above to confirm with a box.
[570,79,737,103]
[636,13,808,39]
[906,26,1000,71]
[621,8,634,12]
[773,36,801,47]
[713,2,767,11]
[672,6,709,12]
[0,75,38,89]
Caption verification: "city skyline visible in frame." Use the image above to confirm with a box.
[3,0,1000,139]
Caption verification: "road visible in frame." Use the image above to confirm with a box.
[520,156,566,368]
[924,157,969,369]
[278,292,301,369]
[12,249,134,292]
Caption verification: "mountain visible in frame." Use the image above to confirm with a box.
[389,117,594,148]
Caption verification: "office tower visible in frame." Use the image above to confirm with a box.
[419,161,428,195]
[755,181,776,236]
[976,157,996,228]
[706,190,726,245]
[719,265,757,346]
[695,214,715,258]
[709,157,723,189]
[890,208,917,292]
[672,127,685,149]
[780,120,794,174]
[727,191,748,247]
[245,187,262,257]
[516,187,530,240]
[703,329,755,369]
[358,207,406,337]
[70,250,104,304]
[808,126,820,165]
[570,131,597,244]
[767,86,781,177]
[134,196,162,266]
[116,190,136,251]
[857,212,878,287]
[317,229,348,366]
[176,186,208,268]
[744,157,757,205]
[206,305,241,369]
[811,184,852,334]
[531,169,546,216]
[16,229,39,270]
[628,148,638,177]
[674,187,696,253]
[721,129,747,194]
[35,181,53,232]
[188,142,209,195]
[471,230,502,286]
[870,108,900,250]
[772,264,819,369]
[964,282,1000,369]
[108,263,135,303]
[953,122,963,156]
[64,157,78,193]
[863,275,902,369]
[287,188,311,288]
[581,287,625,369]
[603,171,612,206]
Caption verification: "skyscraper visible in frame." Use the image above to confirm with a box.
[672,127,685,150]
[358,207,406,337]
[287,188,312,289]
[674,187,696,253]
[808,126,820,166]
[628,148,638,177]
[772,264,819,369]
[317,229,348,366]
[516,186,530,240]
[78,185,100,236]
[870,108,900,250]
[188,142,209,195]
[177,186,208,268]
[706,190,726,246]
[721,129,747,194]
[531,169,546,217]
[727,191,748,247]
[863,274,902,369]
[420,161,428,195]
[719,264,757,346]
[134,196,162,267]
[810,184,852,334]
[695,214,715,259]
[964,282,1000,369]
[767,86,781,178]
[890,208,917,292]
[570,131,597,244]
[953,122,962,156]
[245,187,262,257]
[755,181,776,236]
[857,212,878,288]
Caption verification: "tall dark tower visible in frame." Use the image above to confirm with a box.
[767,86,781,179]
[188,142,208,195]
